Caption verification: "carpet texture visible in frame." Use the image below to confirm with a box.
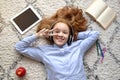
[0,0,120,80]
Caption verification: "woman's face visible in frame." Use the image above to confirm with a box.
[52,22,70,47]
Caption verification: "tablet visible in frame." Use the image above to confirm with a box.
[10,5,41,34]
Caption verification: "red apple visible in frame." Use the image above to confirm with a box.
[16,67,26,77]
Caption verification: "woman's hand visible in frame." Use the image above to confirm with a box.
[35,28,56,38]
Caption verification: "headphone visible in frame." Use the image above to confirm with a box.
[49,20,74,46]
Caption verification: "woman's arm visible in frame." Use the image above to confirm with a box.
[77,31,99,40]
[77,31,100,56]
[15,34,44,62]
[15,28,58,61]
[15,28,54,60]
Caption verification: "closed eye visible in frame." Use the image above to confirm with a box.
[54,30,60,33]
[63,31,69,34]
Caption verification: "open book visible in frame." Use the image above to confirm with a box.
[85,0,116,29]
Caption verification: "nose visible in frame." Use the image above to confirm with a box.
[58,32,63,36]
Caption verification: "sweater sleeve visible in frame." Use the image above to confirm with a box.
[15,34,44,62]
[77,31,100,56]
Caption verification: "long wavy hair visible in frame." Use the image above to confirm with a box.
[36,6,87,41]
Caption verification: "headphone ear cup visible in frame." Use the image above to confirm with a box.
[48,31,53,41]
[49,36,52,41]
[68,35,73,45]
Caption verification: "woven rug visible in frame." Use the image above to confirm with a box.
[0,0,120,80]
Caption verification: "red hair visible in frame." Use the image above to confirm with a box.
[37,6,87,40]
[51,6,87,32]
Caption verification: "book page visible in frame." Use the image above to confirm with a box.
[86,0,107,19]
[97,7,116,29]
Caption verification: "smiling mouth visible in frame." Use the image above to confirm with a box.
[56,37,64,42]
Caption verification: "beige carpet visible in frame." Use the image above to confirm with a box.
[0,0,120,80]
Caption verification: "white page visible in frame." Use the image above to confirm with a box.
[86,0,107,19]
[97,7,116,29]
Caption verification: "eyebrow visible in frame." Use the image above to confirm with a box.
[54,29,69,32]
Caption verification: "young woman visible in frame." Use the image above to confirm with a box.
[15,18,99,80]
